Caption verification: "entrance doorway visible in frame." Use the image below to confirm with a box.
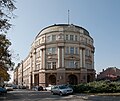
[68,75,78,85]
[87,75,91,82]
[48,75,56,85]
[34,74,39,86]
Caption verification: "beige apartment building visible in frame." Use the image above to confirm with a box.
[14,24,95,89]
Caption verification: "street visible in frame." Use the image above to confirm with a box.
[0,90,85,101]
[1,89,120,101]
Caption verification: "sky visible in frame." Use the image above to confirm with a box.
[7,0,120,74]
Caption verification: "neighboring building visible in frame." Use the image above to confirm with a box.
[13,63,19,85]
[97,67,120,81]
[14,24,95,89]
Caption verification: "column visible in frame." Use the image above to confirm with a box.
[40,49,42,69]
[33,49,36,71]
[29,53,32,89]
[29,72,32,89]
[80,49,82,68]
[91,52,94,69]
[42,49,46,69]
[41,48,46,69]
[82,49,85,68]
[58,47,61,68]
[30,52,33,72]
[32,72,34,86]
[62,47,64,68]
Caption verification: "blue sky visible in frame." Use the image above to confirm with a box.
[8,0,120,73]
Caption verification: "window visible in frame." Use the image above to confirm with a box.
[75,47,78,54]
[69,60,74,68]
[47,36,52,42]
[66,60,78,68]
[85,38,87,44]
[70,47,74,54]
[47,48,52,54]
[70,35,74,41]
[85,63,92,69]
[66,35,68,40]
[47,62,51,69]
[52,47,56,54]
[47,47,56,54]
[65,47,69,54]
[85,49,90,56]
[74,61,78,68]
[75,35,77,41]
[52,35,56,41]
[52,62,56,69]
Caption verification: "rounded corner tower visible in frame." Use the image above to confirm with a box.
[21,24,95,88]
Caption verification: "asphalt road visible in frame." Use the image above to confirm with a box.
[0,89,120,101]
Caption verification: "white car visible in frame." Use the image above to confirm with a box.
[5,84,13,91]
[45,85,53,91]
[51,85,73,96]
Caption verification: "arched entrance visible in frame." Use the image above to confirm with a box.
[68,75,78,85]
[87,75,91,83]
[48,75,56,85]
[34,74,39,86]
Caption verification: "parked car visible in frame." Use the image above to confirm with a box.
[18,85,26,89]
[12,84,18,89]
[45,84,53,91]
[51,85,73,96]
[5,84,13,91]
[32,86,43,91]
[0,87,7,94]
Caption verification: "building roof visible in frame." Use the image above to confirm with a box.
[35,24,90,39]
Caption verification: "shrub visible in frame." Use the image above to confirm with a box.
[73,81,120,93]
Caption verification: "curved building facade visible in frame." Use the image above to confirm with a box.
[14,24,95,88]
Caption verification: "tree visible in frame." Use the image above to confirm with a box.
[0,34,14,70]
[0,0,16,81]
[0,0,16,33]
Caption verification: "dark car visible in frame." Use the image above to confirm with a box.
[0,87,7,94]
[51,85,73,96]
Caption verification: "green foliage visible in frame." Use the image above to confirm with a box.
[73,81,120,93]
[0,0,16,81]
[0,34,14,70]
[0,0,16,33]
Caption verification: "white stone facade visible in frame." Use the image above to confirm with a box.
[14,24,95,89]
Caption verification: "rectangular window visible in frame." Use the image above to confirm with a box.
[70,47,74,54]
[70,35,74,41]
[75,35,78,41]
[69,60,74,68]
[52,35,56,41]
[52,47,56,54]
[47,36,52,42]
[74,61,78,68]
[75,47,78,54]
[66,47,69,54]
[66,35,68,40]
[47,48,52,54]
[85,49,90,56]
[66,60,78,68]
[84,38,87,45]
[52,62,56,69]
[47,62,51,69]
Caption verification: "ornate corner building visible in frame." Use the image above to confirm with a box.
[14,24,95,89]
